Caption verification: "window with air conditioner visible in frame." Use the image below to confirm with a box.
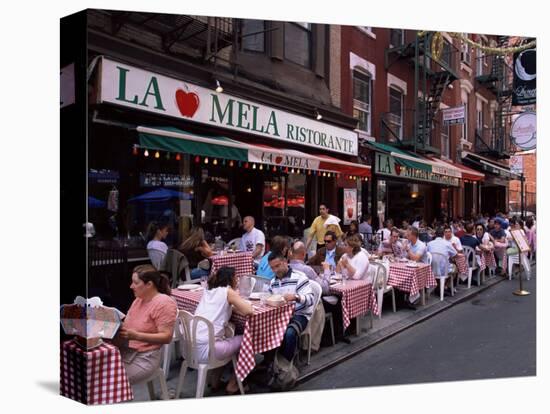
[390,29,404,48]
[353,71,372,135]
[441,120,450,158]
[461,39,471,65]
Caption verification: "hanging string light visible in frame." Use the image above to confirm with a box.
[244,162,249,169]
[154,151,160,159]
[194,155,200,163]
[229,160,234,167]
[284,167,289,173]
[291,168,295,174]
[165,152,170,160]
[132,145,139,156]
[252,163,257,169]
[144,149,149,157]
[259,164,264,170]
[175,153,181,161]
[417,30,536,56]
[204,157,209,164]
[222,159,226,166]
[272,165,277,172]
[213,158,218,165]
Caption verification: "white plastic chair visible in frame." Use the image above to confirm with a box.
[430,252,453,301]
[507,253,531,281]
[227,238,242,250]
[462,246,481,288]
[133,359,170,400]
[161,318,184,379]
[371,262,396,319]
[148,248,166,270]
[299,280,322,365]
[175,310,245,398]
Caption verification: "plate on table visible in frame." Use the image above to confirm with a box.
[177,284,202,291]
[405,262,419,268]
[249,292,263,300]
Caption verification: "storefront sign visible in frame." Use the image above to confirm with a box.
[88,169,119,184]
[442,105,465,125]
[511,112,536,150]
[513,48,536,106]
[375,153,459,187]
[248,149,320,169]
[343,188,357,225]
[140,173,194,188]
[509,156,524,175]
[98,57,358,156]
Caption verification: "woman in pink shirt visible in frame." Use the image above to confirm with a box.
[117,264,178,384]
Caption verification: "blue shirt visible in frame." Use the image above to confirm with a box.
[427,237,457,275]
[409,239,428,263]
[324,247,337,267]
[256,253,275,280]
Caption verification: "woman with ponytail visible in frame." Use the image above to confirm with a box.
[117,264,178,384]
[146,222,170,269]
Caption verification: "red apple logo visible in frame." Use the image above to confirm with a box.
[175,89,200,117]
[275,156,283,164]
[395,163,401,175]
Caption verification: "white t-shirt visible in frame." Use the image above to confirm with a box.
[147,240,168,254]
[444,236,463,252]
[240,228,266,256]
[376,228,391,243]
[341,250,371,282]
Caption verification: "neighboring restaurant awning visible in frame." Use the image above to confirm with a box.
[137,126,371,177]
[368,142,431,172]
[426,156,485,182]
[461,151,519,180]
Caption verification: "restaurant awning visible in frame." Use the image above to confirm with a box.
[137,126,371,177]
[461,151,519,180]
[368,142,431,172]
[425,156,485,182]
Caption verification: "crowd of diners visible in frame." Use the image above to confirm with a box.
[113,204,535,395]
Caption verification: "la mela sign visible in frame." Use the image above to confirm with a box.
[98,58,358,156]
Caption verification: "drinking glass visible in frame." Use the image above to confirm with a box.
[200,275,208,290]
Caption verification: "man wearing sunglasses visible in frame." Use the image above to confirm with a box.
[306,231,344,267]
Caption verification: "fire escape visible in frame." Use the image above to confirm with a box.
[473,36,514,159]
[383,31,460,154]
[107,12,235,64]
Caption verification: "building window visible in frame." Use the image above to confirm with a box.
[441,40,451,67]
[284,22,312,67]
[462,98,469,141]
[388,87,404,140]
[476,44,485,76]
[441,121,450,158]
[390,29,404,47]
[353,70,372,134]
[241,19,265,53]
[461,39,471,65]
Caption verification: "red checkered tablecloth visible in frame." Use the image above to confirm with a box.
[387,263,436,298]
[454,254,468,275]
[329,280,379,329]
[171,289,294,382]
[210,251,254,278]
[482,249,497,269]
[476,250,487,272]
[60,340,133,405]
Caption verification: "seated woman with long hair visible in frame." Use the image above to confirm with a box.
[336,235,371,282]
[146,221,170,269]
[117,264,178,385]
[179,227,215,279]
[194,266,253,393]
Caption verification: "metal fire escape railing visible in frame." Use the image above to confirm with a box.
[105,12,234,62]
[474,36,514,159]
[383,32,460,154]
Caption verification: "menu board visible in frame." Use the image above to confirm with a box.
[511,229,531,254]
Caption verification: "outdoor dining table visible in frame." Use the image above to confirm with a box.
[171,288,294,382]
[210,251,255,278]
[328,279,379,330]
[387,262,437,305]
[60,339,133,405]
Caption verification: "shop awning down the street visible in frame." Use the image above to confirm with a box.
[137,126,371,177]
[425,156,485,182]
[461,151,520,180]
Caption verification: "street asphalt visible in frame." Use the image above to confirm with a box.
[295,269,536,391]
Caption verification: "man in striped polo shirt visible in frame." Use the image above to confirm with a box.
[268,252,315,361]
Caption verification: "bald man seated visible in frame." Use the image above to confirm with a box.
[289,241,331,295]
